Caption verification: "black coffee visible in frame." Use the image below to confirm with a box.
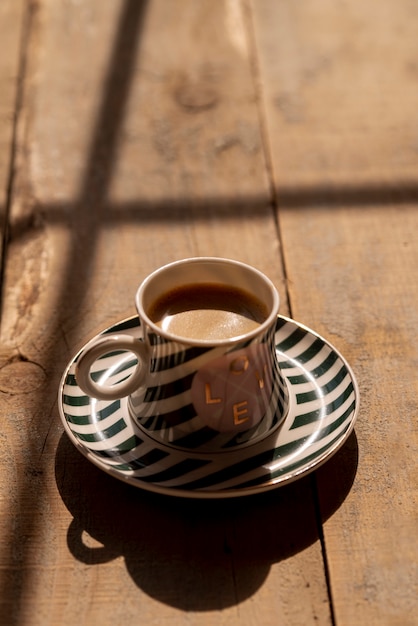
[148,283,269,341]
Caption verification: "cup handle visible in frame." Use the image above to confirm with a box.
[75,334,149,401]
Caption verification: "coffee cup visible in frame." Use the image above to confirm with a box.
[75,257,289,450]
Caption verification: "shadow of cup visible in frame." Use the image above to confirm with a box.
[55,430,358,610]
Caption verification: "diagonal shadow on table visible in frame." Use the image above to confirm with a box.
[0,0,150,622]
[55,430,358,610]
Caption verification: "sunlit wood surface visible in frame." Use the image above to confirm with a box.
[0,1,417,624]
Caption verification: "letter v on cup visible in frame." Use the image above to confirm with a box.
[75,258,289,450]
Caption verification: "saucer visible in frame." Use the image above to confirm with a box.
[58,315,359,498]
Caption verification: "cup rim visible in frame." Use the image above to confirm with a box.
[135,257,280,346]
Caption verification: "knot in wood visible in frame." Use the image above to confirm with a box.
[175,81,219,112]
[0,360,46,394]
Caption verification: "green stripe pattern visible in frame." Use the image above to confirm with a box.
[59,317,358,497]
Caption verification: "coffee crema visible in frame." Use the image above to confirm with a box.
[148,283,269,341]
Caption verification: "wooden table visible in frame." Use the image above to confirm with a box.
[1,1,417,624]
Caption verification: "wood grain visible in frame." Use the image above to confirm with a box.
[252,0,418,624]
[0,1,333,625]
[0,0,24,279]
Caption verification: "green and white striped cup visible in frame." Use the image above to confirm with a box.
[75,258,289,450]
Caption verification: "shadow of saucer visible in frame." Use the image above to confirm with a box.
[55,431,358,610]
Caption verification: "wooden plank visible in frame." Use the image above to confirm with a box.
[0,0,25,284]
[250,0,418,191]
[0,1,333,625]
[252,1,418,624]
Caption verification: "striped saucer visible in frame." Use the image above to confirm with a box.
[58,315,359,499]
